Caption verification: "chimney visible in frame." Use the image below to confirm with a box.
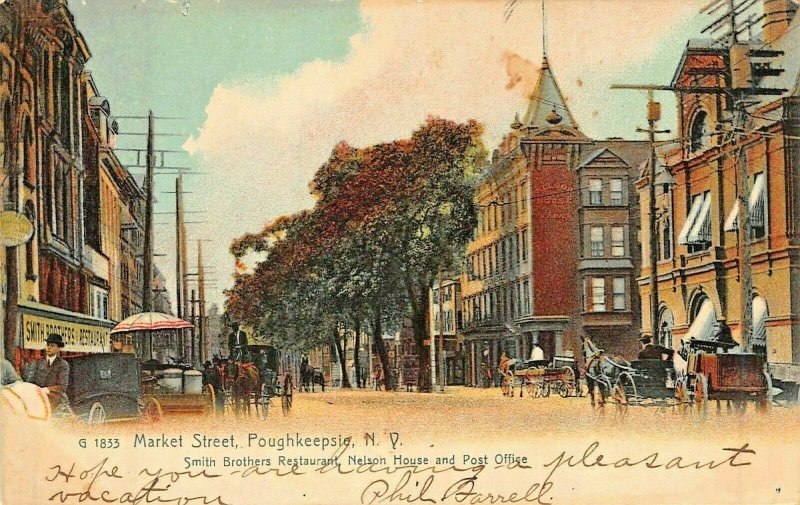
[763,0,798,43]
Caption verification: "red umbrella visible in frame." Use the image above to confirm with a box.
[111,312,193,334]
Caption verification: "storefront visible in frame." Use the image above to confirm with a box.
[17,300,115,363]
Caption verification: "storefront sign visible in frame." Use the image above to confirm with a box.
[22,312,112,353]
[0,211,34,247]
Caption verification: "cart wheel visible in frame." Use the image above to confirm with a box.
[205,384,217,414]
[142,397,163,423]
[694,374,709,415]
[560,367,576,398]
[88,402,106,425]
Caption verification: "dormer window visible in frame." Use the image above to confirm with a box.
[689,110,709,153]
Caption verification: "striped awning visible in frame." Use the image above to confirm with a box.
[677,195,706,245]
[111,312,193,334]
[752,296,768,345]
[686,192,711,244]
[723,173,766,232]
[685,298,716,342]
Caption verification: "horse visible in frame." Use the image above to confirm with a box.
[300,358,325,392]
[221,360,260,415]
[580,335,632,407]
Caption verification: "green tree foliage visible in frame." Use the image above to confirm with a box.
[225,117,486,391]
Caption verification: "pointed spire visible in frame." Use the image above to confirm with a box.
[520,57,579,132]
[511,112,523,130]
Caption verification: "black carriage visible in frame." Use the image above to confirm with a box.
[612,359,682,406]
[66,353,162,424]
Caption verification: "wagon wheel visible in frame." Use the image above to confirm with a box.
[88,402,107,425]
[142,397,163,423]
[694,374,709,415]
[559,367,576,398]
[674,377,689,413]
[541,382,551,398]
[205,383,217,415]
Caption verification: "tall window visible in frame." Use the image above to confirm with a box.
[662,218,672,260]
[520,181,527,213]
[612,277,626,311]
[520,228,528,261]
[591,278,606,312]
[611,226,625,257]
[24,201,36,278]
[523,280,531,315]
[750,172,767,240]
[690,110,708,153]
[589,178,602,205]
[590,226,604,257]
[610,178,623,205]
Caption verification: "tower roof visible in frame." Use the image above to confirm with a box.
[521,57,580,132]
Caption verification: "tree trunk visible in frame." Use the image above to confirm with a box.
[331,325,351,388]
[371,306,394,391]
[353,318,362,388]
[406,279,430,392]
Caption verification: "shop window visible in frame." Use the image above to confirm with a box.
[589,178,602,205]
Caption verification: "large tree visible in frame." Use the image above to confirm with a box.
[225,117,485,391]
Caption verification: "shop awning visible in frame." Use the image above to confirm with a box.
[686,192,712,244]
[677,194,706,245]
[723,173,766,232]
[752,296,768,345]
[685,298,716,341]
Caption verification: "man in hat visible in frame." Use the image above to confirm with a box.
[25,333,70,412]
[638,333,674,361]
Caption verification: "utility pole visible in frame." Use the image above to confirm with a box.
[190,288,197,365]
[197,240,207,363]
[142,111,155,312]
[610,85,670,342]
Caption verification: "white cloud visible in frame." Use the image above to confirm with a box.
[188,0,702,307]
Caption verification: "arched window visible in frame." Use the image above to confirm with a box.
[24,200,36,279]
[23,116,35,186]
[687,295,717,342]
[657,306,674,348]
[689,110,708,153]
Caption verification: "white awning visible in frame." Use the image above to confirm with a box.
[677,195,706,245]
[752,296,768,344]
[685,298,716,341]
[723,173,766,232]
[686,192,711,244]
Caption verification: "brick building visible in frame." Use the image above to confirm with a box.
[462,55,648,385]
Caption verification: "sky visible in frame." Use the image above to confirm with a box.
[71,0,711,311]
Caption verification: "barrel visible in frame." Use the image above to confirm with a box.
[161,368,183,394]
[183,370,203,395]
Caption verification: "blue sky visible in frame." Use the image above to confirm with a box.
[71,1,710,309]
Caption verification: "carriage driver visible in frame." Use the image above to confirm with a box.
[637,333,674,361]
[25,333,70,412]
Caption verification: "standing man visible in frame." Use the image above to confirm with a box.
[25,333,70,412]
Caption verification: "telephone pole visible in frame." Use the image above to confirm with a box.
[197,240,207,363]
[610,85,670,341]
[142,111,155,312]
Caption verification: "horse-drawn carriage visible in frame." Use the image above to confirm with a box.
[582,335,771,411]
[66,353,191,424]
[501,355,579,399]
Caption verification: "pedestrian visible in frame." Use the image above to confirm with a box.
[24,333,70,413]
[530,341,545,363]
[373,367,383,391]
[2,357,21,386]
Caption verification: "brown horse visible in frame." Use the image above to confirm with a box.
[222,361,260,415]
